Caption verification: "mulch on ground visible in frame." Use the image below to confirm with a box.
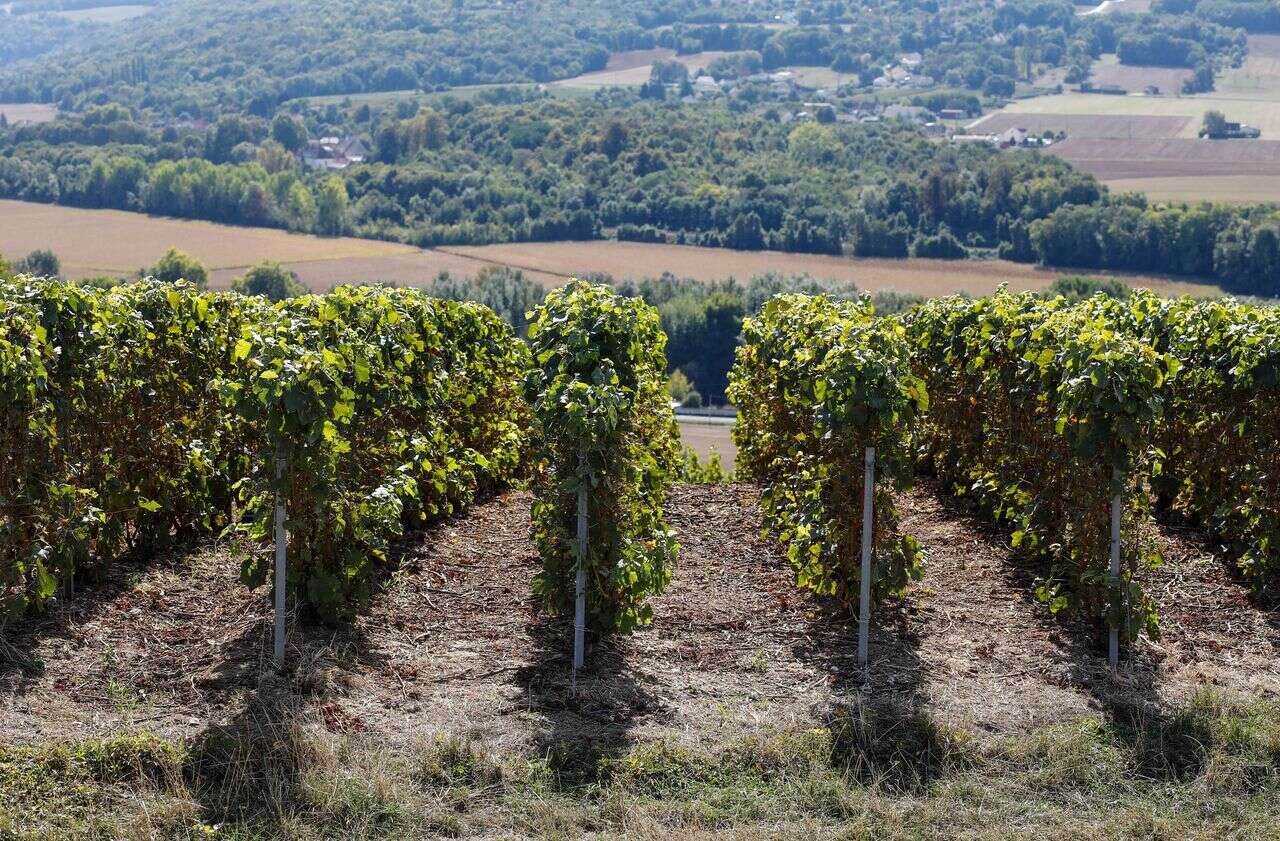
[1,482,1276,750]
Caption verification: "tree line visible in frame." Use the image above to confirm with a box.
[2,98,1278,295]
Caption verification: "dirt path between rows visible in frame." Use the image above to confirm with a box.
[2,482,1276,751]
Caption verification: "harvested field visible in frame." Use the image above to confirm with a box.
[1052,137,1280,178]
[967,112,1190,139]
[998,90,1280,138]
[676,418,736,470]
[0,199,411,283]
[1088,53,1192,93]
[442,240,1222,297]
[1,482,1275,752]
[0,199,1225,296]
[1105,174,1280,203]
[55,3,151,21]
[0,199,564,289]
[0,102,55,124]
[553,50,724,89]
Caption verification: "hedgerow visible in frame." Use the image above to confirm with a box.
[0,278,527,620]
[905,291,1176,638]
[523,280,680,634]
[728,294,927,605]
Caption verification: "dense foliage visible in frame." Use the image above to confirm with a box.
[5,95,1278,294]
[904,291,1177,639]
[0,277,527,619]
[524,280,680,634]
[223,285,528,617]
[0,100,1080,247]
[729,294,927,604]
[1157,0,1280,33]
[1027,199,1280,297]
[0,0,1246,116]
[1150,298,1280,597]
[1,278,248,617]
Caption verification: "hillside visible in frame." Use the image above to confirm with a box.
[5,482,1279,836]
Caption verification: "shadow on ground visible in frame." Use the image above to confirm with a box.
[511,610,669,790]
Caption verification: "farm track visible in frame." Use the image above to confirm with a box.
[1,482,1274,753]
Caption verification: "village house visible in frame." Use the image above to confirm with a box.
[301,136,369,170]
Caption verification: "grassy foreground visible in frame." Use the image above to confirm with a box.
[2,691,1279,840]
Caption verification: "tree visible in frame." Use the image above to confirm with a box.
[270,113,308,151]
[316,177,349,236]
[14,248,60,277]
[726,212,766,250]
[146,247,208,288]
[232,261,306,300]
[285,181,318,231]
[257,139,296,174]
[600,121,628,161]
[667,369,693,402]
[205,115,259,163]
[1201,110,1229,139]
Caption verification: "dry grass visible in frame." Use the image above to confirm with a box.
[783,65,862,89]
[441,240,1222,297]
[0,199,1229,294]
[1211,34,1280,101]
[999,35,1280,139]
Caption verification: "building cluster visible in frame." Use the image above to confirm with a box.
[870,53,936,91]
[950,126,1056,148]
[774,101,972,140]
[300,135,369,170]
[689,69,801,99]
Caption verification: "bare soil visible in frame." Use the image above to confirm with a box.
[1052,137,1280,178]
[2,482,1275,756]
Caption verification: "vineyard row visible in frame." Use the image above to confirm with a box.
[3,278,1279,655]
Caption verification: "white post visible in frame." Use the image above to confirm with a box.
[1109,466,1122,670]
[274,442,287,672]
[858,447,875,669]
[573,481,588,681]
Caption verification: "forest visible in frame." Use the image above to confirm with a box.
[3,96,1279,295]
[0,0,1248,114]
